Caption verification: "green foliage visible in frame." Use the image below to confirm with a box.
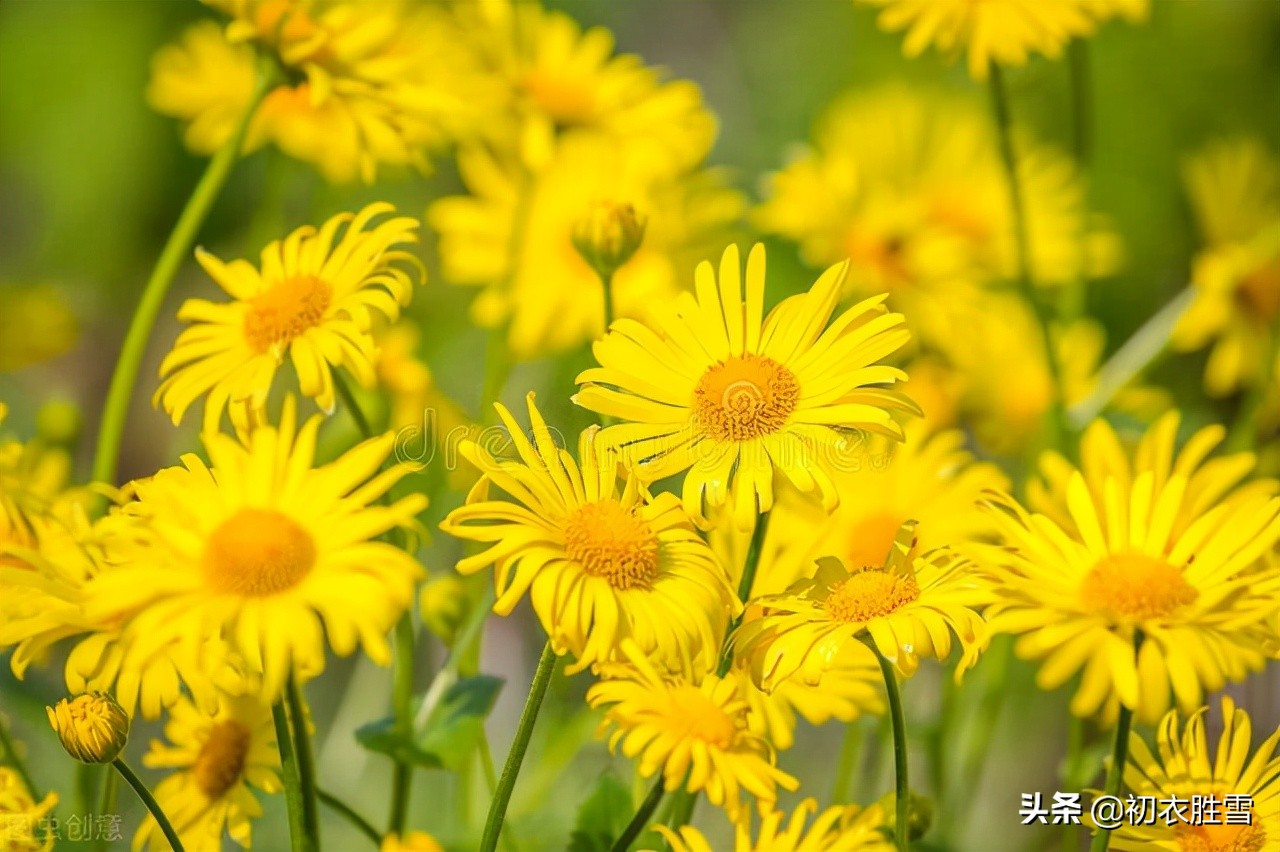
[566,773,633,852]
[356,675,503,771]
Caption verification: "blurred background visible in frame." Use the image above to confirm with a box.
[3,1,1280,849]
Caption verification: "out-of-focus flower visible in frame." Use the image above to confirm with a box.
[587,643,797,820]
[418,574,467,648]
[576,243,917,529]
[572,200,648,282]
[440,394,735,675]
[734,540,987,688]
[0,767,57,852]
[84,399,426,703]
[155,203,422,433]
[855,0,1143,81]
[46,692,129,764]
[982,413,1280,723]
[381,833,445,852]
[757,87,1120,347]
[1095,697,1278,850]
[0,284,80,372]
[134,693,281,852]
[658,797,893,852]
[429,135,742,359]
[1173,138,1280,396]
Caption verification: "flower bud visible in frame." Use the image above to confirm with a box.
[381,831,445,852]
[877,789,933,842]
[419,576,468,647]
[46,692,129,764]
[571,201,647,280]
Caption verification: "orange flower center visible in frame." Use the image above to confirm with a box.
[193,720,251,800]
[564,501,659,591]
[521,71,597,126]
[846,511,906,569]
[693,354,799,442]
[243,275,332,354]
[1079,553,1198,622]
[664,685,738,749]
[1176,818,1266,852]
[204,508,316,596]
[823,568,920,624]
[1236,257,1280,321]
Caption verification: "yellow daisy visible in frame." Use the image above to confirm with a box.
[428,134,742,359]
[381,832,445,852]
[658,798,894,852]
[981,413,1280,723]
[439,394,736,675]
[463,0,716,172]
[155,203,422,433]
[856,0,1099,80]
[134,692,281,852]
[1172,138,1280,396]
[83,398,426,703]
[0,767,57,852]
[1100,697,1280,851]
[734,540,987,689]
[587,643,798,820]
[575,242,917,529]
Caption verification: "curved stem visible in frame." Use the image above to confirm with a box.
[0,716,38,801]
[481,641,557,852]
[113,759,185,852]
[1089,703,1134,852]
[869,641,910,851]
[333,371,374,439]
[287,675,322,851]
[989,63,1068,453]
[611,778,665,852]
[318,788,381,847]
[90,57,274,492]
[388,614,416,835]
[273,696,310,852]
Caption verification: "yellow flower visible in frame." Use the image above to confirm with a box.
[152,1,496,181]
[381,832,445,852]
[134,693,280,852]
[576,242,917,529]
[657,798,894,852]
[1172,138,1280,396]
[587,644,797,820]
[856,0,1101,80]
[755,86,1119,347]
[465,0,716,172]
[47,692,129,764]
[429,135,742,359]
[572,200,648,280]
[1099,697,1277,851]
[0,283,80,372]
[155,203,422,433]
[734,541,986,689]
[440,395,735,675]
[0,767,57,852]
[84,399,426,703]
[981,413,1280,723]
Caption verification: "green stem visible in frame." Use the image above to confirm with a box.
[602,270,615,330]
[1088,704,1134,852]
[831,721,864,804]
[274,697,310,852]
[480,642,557,852]
[869,642,910,852]
[1062,715,1086,852]
[1227,327,1280,452]
[94,766,119,852]
[388,614,416,835]
[334,371,374,439]
[113,759,185,852]
[610,778,665,852]
[663,791,697,841]
[989,62,1068,453]
[90,57,274,492]
[0,716,38,800]
[954,637,1012,816]
[287,675,322,851]
[318,788,381,847]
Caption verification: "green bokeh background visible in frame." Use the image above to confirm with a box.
[2,1,1279,850]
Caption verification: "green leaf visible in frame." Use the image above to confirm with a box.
[567,773,633,852]
[356,674,504,771]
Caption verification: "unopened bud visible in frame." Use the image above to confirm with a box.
[47,692,129,764]
[36,400,82,445]
[877,789,933,842]
[571,201,646,280]
[420,576,468,647]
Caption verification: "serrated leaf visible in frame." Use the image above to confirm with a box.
[567,774,633,852]
[356,674,504,771]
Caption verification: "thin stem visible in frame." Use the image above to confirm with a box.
[989,62,1068,452]
[90,57,274,493]
[831,721,864,804]
[610,778,665,852]
[94,766,119,852]
[333,371,374,439]
[113,759,185,852]
[1062,715,1086,852]
[480,641,557,852]
[953,636,1012,818]
[286,675,322,851]
[318,788,381,847]
[663,792,697,841]
[388,614,416,835]
[1227,325,1280,452]
[1089,704,1134,852]
[869,640,910,852]
[273,697,310,852]
[0,717,38,800]
[602,270,615,330]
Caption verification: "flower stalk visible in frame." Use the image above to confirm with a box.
[869,640,910,852]
[113,758,185,852]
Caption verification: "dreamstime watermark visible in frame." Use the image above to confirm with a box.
[390,408,897,474]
